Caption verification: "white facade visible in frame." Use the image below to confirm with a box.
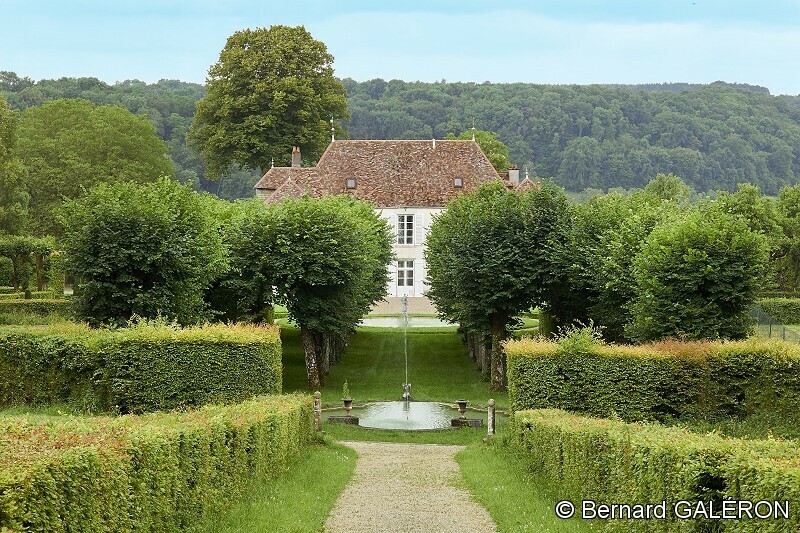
[379,206,444,297]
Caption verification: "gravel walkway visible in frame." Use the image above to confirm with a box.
[325,441,497,533]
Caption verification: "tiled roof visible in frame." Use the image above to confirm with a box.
[264,177,308,203]
[516,177,541,191]
[255,140,501,207]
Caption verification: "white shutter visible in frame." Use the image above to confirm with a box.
[414,212,424,246]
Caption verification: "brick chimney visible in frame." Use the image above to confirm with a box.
[291,146,301,167]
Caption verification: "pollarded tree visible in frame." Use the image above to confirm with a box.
[17,98,173,236]
[62,178,225,326]
[189,26,349,178]
[425,181,571,391]
[228,195,393,389]
[627,207,769,341]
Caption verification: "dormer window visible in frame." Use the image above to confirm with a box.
[346,179,356,189]
[454,178,463,188]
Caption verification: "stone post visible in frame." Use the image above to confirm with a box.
[314,391,321,431]
[487,399,495,438]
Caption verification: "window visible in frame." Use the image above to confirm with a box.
[346,178,356,189]
[454,178,463,188]
[397,214,414,244]
[397,260,414,287]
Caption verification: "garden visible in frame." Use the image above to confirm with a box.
[0,171,798,531]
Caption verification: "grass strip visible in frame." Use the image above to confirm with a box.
[455,436,592,532]
[202,438,357,533]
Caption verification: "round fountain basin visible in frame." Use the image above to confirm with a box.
[326,401,503,430]
[359,317,453,328]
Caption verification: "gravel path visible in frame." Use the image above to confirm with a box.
[325,441,497,533]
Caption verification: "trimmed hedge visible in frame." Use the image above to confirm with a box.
[513,410,800,532]
[0,322,283,412]
[0,394,314,532]
[0,286,16,294]
[0,299,72,317]
[759,298,800,324]
[0,293,23,300]
[506,338,800,423]
[761,291,800,299]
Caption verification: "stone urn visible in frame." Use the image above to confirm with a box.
[456,399,468,419]
[342,398,353,416]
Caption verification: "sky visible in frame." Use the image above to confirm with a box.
[3,0,800,95]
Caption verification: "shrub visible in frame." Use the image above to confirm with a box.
[512,409,800,532]
[758,298,800,324]
[44,251,65,296]
[0,292,23,300]
[0,258,12,286]
[0,321,282,413]
[628,208,768,341]
[0,298,72,317]
[506,337,800,423]
[0,394,314,532]
[62,178,225,326]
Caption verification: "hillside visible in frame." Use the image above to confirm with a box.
[3,72,799,196]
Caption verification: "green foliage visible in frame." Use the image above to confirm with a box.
[0,299,72,320]
[0,94,29,235]
[628,208,769,341]
[512,409,800,532]
[444,129,510,171]
[62,178,225,326]
[0,321,282,413]
[425,180,571,390]
[343,79,800,195]
[228,195,393,388]
[758,298,800,324]
[17,98,173,236]
[0,235,55,295]
[0,258,12,286]
[506,337,800,424]
[0,394,314,532]
[44,251,65,296]
[190,25,348,177]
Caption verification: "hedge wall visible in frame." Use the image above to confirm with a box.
[0,322,282,413]
[0,394,314,532]
[759,298,800,324]
[513,410,800,532]
[506,338,800,423]
[0,299,73,318]
[0,293,23,300]
[761,291,800,299]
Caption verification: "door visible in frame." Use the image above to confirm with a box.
[396,260,415,297]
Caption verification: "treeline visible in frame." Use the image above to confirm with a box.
[3,71,800,196]
[0,72,257,202]
[343,79,800,195]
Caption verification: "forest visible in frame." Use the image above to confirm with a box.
[2,71,800,199]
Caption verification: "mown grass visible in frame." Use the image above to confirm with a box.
[280,323,508,409]
[197,437,357,533]
[456,435,595,532]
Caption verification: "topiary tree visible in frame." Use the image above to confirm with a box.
[227,195,393,388]
[627,207,769,341]
[61,178,225,326]
[425,181,571,391]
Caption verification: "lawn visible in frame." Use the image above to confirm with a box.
[280,322,509,409]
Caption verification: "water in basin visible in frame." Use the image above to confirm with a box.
[359,316,453,328]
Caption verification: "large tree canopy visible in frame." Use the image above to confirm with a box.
[425,181,571,391]
[189,25,349,178]
[445,129,510,172]
[17,98,172,236]
[0,95,28,235]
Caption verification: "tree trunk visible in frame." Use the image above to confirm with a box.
[36,254,45,291]
[300,326,321,389]
[320,333,331,375]
[490,316,507,392]
[481,334,492,379]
